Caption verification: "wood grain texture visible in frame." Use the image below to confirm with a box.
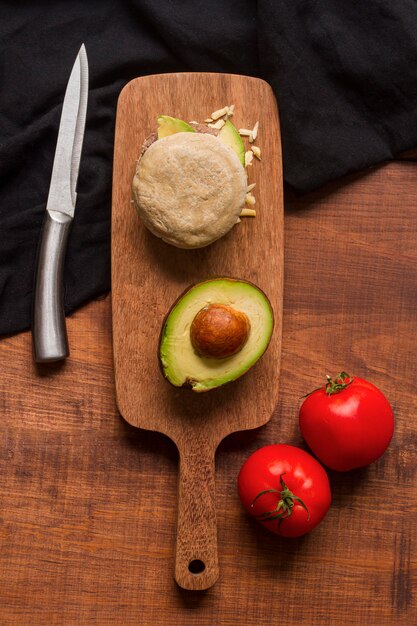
[111,73,283,589]
[0,160,416,624]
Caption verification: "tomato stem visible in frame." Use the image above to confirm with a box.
[301,371,354,398]
[251,473,310,529]
[324,371,353,395]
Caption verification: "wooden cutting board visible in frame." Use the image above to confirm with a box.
[111,73,283,590]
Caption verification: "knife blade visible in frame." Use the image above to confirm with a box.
[33,44,89,362]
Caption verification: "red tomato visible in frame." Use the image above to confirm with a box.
[237,444,331,538]
[299,372,394,471]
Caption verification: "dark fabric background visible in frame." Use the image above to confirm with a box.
[1,0,417,335]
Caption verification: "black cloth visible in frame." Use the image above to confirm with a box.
[1,0,417,336]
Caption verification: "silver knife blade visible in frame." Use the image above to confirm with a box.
[46,44,89,217]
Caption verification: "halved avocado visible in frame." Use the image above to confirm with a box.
[218,120,245,166]
[159,278,274,392]
[157,115,196,139]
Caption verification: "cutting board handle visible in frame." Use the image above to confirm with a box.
[175,438,218,590]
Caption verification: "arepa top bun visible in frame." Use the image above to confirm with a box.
[132,132,247,249]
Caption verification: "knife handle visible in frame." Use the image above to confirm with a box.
[33,210,72,362]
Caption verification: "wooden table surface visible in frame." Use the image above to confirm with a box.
[1,160,416,625]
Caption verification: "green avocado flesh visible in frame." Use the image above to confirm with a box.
[159,278,274,392]
[157,115,196,139]
[157,116,245,166]
[218,120,245,166]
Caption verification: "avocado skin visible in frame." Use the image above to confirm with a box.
[158,277,274,392]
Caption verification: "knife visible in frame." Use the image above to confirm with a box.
[33,45,89,362]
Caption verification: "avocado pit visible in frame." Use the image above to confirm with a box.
[190,303,250,359]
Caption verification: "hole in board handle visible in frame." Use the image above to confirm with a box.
[188,559,206,575]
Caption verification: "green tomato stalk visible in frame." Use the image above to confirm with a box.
[302,371,354,398]
[250,473,310,530]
